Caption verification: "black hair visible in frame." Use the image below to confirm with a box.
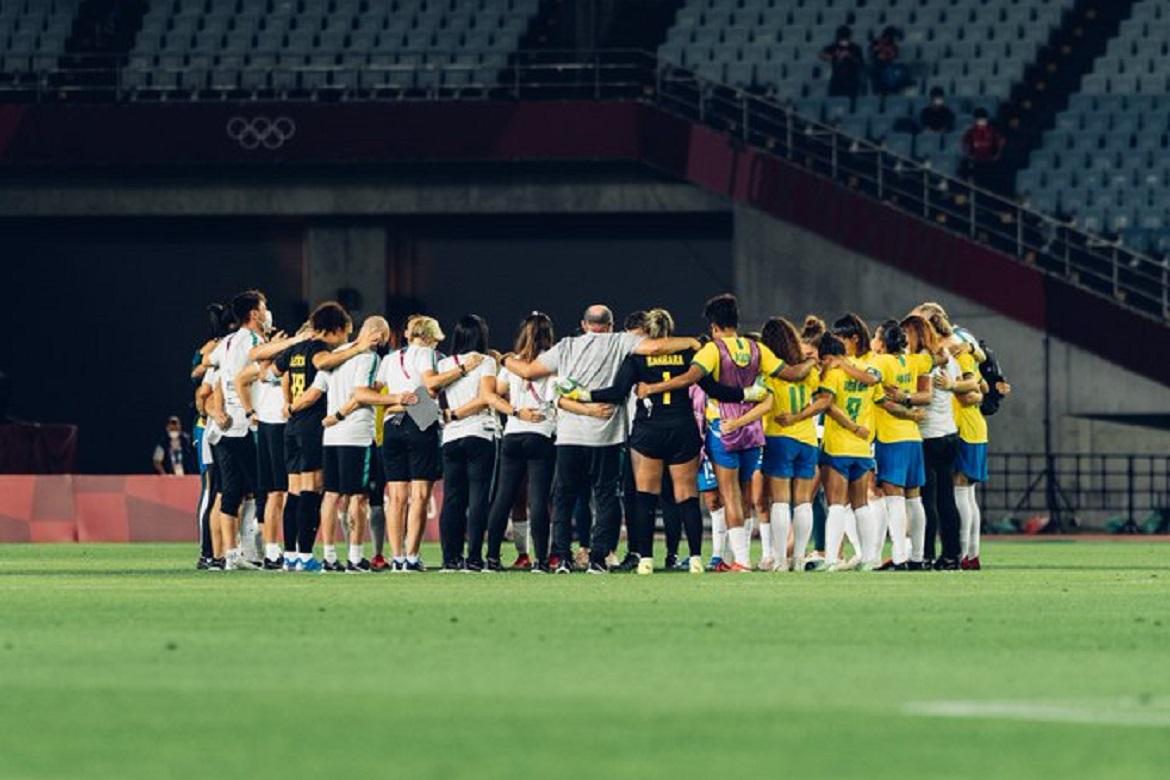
[623,310,648,332]
[703,293,739,330]
[877,318,908,354]
[974,108,989,120]
[929,86,945,99]
[836,25,852,40]
[229,289,265,325]
[450,314,489,356]
[801,315,827,343]
[309,301,352,335]
[760,317,803,366]
[207,303,234,338]
[818,333,846,358]
[831,312,872,354]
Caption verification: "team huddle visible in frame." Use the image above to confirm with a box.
[191,290,1007,575]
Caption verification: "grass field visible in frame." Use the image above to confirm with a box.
[1,541,1168,779]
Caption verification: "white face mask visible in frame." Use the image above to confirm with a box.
[261,310,274,333]
[168,430,181,441]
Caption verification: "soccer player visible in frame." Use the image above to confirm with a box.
[208,290,269,571]
[314,316,392,572]
[436,315,501,572]
[484,312,558,572]
[560,308,758,574]
[953,347,989,570]
[353,315,478,571]
[868,320,933,570]
[271,302,374,572]
[501,304,697,574]
[634,294,816,572]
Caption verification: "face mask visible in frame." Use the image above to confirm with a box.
[261,310,274,333]
[168,430,181,440]
[933,98,943,106]
[976,119,988,127]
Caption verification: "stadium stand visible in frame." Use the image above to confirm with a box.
[1017,0,1170,256]
[658,0,1075,175]
[121,0,541,99]
[0,0,82,84]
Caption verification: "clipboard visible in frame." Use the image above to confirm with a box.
[406,383,440,431]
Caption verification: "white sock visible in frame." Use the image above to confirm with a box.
[299,551,313,563]
[968,487,982,558]
[770,503,792,570]
[843,508,861,560]
[324,544,337,564]
[265,542,281,561]
[884,495,908,564]
[759,522,774,563]
[512,520,530,555]
[955,485,976,559]
[870,499,889,563]
[854,504,876,565]
[727,525,751,566]
[348,543,363,565]
[227,546,241,561]
[908,496,927,563]
[240,499,259,557]
[711,506,728,560]
[406,554,419,564]
[744,513,757,543]
[825,505,848,565]
[791,503,813,568]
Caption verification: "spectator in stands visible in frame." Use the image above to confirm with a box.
[820,26,864,100]
[919,87,956,133]
[960,108,1006,192]
[153,416,197,476]
[870,26,907,95]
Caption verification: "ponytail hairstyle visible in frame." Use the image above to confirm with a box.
[642,308,675,339]
[900,314,939,355]
[207,303,235,338]
[818,333,847,359]
[801,314,827,345]
[877,318,908,354]
[831,312,872,355]
[513,311,555,362]
[928,312,953,339]
[760,317,804,366]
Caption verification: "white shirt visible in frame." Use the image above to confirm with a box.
[321,347,380,447]
[254,365,285,425]
[538,331,643,447]
[217,328,263,438]
[920,356,960,439]
[201,368,219,461]
[499,361,556,438]
[438,354,500,444]
[379,344,437,396]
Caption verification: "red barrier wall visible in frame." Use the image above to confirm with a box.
[0,476,443,544]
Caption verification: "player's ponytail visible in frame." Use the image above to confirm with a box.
[877,319,908,354]
[761,317,803,365]
[643,308,675,339]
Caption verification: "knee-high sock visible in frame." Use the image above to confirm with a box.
[297,491,322,557]
[240,498,259,559]
[854,504,876,565]
[884,495,908,564]
[870,499,889,563]
[710,506,728,560]
[727,525,751,567]
[633,492,658,558]
[369,505,386,557]
[282,493,300,555]
[825,504,848,565]
[955,485,976,559]
[679,497,703,558]
[907,496,927,563]
[759,518,775,564]
[512,520,529,555]
[770,502,792,570]
[792,502,813,568]
[843,507,861,560]
[967,487,982,558]
[743,513,757,546]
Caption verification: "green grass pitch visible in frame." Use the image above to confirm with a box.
[1,541,1168,779]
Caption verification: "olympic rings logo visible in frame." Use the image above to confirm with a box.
[226,116,297,150]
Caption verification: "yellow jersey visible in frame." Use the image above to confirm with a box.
[764,368,820,446]
[870,352,932,444]
[953,352,988,444]
[818,365,883,458]
[692,336,786,421]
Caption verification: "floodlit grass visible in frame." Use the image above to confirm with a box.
[1,541,1168,779]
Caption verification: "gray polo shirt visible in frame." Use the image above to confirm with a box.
[537,331,643,447]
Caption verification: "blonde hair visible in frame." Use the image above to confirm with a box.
[643,308,675,339]
[405,315,444,344]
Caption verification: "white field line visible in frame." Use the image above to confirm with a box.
[904,700,1170,728]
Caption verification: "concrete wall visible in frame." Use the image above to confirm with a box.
[733,204,1170,456]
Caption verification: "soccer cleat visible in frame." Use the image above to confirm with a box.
[713,560,733,573]
[196,557,211,570]
[706,556,725,571]
[663,554,679,570]
[346,559,372,573]
[404,559,426,573]
[225,554,259,571]
[636,557,654,575]
[483,558,503,573]
[300,558,324,573]
[531,559,551,574]
[613,553,640,573]
[510,553,532,570]
[370,554,390,571]
[586,562,609,575]
[876,558,896,571]
[858,560,878,572]
[933,556,960,571]
[907,560,926,571]
[323,559,347,573]
[209,557,226,571]
[688,555,704,574]
[554,559,573,574]
[464,559,485,573]
[390,559,407,572]
[757,557,777,572]
[262,557,284,571]
[547,554,561,571]
[967,556,981,570]
[728,562,752,573]
[805,557,828,572]
[843,555,862,571]
[439,559,466,573]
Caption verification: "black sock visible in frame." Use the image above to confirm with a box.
[283,493,300,553]
[679,497,703,558]
[662,496,681,557]
[634,491,658,558]
[297,491,322,556]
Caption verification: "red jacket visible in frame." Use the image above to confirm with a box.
[962,124,1005,162]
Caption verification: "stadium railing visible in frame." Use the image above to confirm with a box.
[3,48,1167,324]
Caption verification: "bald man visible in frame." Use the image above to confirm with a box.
[310,316,391,572]
[503,304,698,573]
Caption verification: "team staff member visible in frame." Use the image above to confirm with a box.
[271,302,373,572]
[636,294,814,572]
